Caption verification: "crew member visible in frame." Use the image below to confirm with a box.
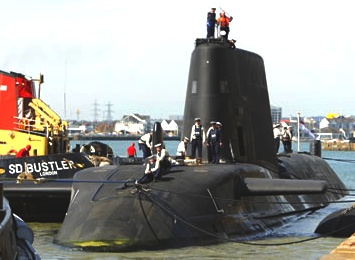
[273,124,282,153]
[206,121,216,163]
[190,118,206,164]
[138,132,152,159]
[136,155,159,184]
[154,143,171,179]
[176,137,189,159]
[281,126,293,153]
[217,11,233,40]
[126,142,137,158]
[16,145,31,158]
[207,7,217,38]
[207,122,223,164]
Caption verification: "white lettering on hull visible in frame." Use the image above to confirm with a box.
[8,160,76,176]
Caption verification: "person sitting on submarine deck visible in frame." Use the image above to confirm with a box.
[136,155,159,184]
[176,136,189,159]
[154,143,172,179]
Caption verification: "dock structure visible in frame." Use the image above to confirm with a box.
[322,141,355,151]
[322,233,355,259]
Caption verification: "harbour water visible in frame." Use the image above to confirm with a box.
[29,140,355,259]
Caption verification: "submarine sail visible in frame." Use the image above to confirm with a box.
[182,38,277,168]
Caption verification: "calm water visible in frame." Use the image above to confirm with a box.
[29,141,355,259]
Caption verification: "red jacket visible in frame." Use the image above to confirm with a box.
[16,148,30,158]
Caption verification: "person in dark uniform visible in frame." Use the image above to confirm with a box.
[281,126,293,153]
[207,7,217,38]
[138,132,152,159]
[206,121,216,163]
[190,118,206,163]
[273,124,281,153]
[208,122,223,164]
[136,155,159,184]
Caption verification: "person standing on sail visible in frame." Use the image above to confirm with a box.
[217,11,233,40]
[207,8,217,38]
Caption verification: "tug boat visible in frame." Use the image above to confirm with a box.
[0,70,96,222]
[54,37,347,251]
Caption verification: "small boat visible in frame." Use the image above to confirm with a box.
[54,37,347,251]
[0,70,100,222]
[315,205,355,237]
[0,183,39,259]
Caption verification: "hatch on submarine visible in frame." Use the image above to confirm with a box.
[54,37,347,252]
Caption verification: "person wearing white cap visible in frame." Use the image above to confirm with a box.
[206,121,216,163]
[208,122,223,163]
[138,132,152,159]
[273,124,282,153]
[136,155,159,184]
[190,118,206,163]
[281,126,293,153]
[154,143,171,180]
[176,137,189,159]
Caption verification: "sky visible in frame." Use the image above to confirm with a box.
[1,0,354,121]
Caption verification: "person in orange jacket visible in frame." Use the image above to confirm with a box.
[217,11,233,40]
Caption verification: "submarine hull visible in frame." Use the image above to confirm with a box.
[55,38,347,251]
[55,153,346,251]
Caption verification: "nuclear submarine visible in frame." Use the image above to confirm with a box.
[54,37,347,251]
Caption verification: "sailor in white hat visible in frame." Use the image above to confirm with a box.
[273,123,282,153]
[190,118,205,163]
[208,121,223,164]
[176,137,189,159]
[154,143,171,180]
[136,155,159,184]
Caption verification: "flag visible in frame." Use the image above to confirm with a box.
[299,121,316,140]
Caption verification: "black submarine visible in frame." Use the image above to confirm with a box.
[54,37,347,251]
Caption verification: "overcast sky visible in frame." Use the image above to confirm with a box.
[1,0,354,121]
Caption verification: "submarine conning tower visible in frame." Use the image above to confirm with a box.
[182,38,278,170]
